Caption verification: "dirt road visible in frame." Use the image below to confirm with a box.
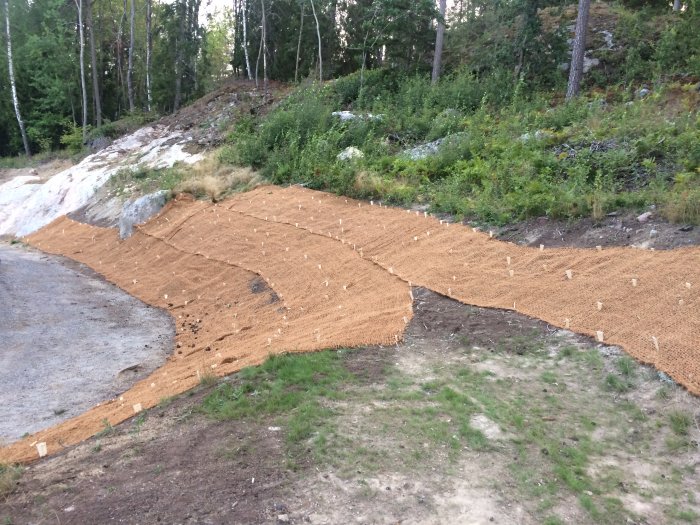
[0,242,173,445]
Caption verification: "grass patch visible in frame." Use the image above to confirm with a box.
[615,356,637,377]
[201,350,353,460]
[108,166,185,197]
[668,411,692,436]
[604,373,634,393]
[199,372,218,387]
[0,464,22,499]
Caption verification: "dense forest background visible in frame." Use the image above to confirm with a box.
[0,0,698,159]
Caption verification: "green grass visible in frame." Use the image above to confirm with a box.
[670,508,700,522]
[669,411,692,436]
[604,373,634,393]
[201,350,353,460]
[108,166,185,197]
[615,356,637,377]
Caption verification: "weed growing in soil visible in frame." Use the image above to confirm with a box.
[669,411,692,436]
[0,464,22,499]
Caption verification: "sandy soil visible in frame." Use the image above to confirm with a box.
[2,289,697,524]
[0,242,174,444]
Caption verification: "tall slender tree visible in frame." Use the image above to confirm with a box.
[432,0,446,84]
[260,0,268,95]
[173,0,185,110]
[127,0,135,111]
[146,0,152,111]
[74,0,89,142]
[3,0,30,155]
[117,0,127,110]
[86,0,102,127]
[566,0,590,100]
[309,0,322,81]
[242,0,252,79]
[294,1,304,83]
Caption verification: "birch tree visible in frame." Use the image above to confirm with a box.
[309,0,322,81]
[294,1,304,83]
[261,0,268,95]
[146,0,152,111]
[85,0,101,127]
[74,0,89,142]
[3,0,30,155]
[242,0,252,80]
[127,0,135,112]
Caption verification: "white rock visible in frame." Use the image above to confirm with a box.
[337,146,364,161]
[637,211,653,223]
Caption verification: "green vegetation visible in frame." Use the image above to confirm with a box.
[108,166,186,197]
[216,2,700,226]
[669,411,693,436]
[201,350,352,461]
[224,72,700,225]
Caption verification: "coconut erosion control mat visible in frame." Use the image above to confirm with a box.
[2,186,699,463]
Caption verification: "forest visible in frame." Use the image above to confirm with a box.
[1,0,698,219]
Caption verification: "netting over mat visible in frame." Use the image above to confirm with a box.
[3,185,698,462]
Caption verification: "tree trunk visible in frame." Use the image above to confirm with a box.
[173,0,185,111]
[117,0,127,112]
[86,0,101,127]
[146,0,152,111]
[309,0,322,82]
[75,0,88,143]
[4,0,30,156]
[255,15,262,89]
[127,0,135,112]
[431,0,446,84]
[673,0,681,10]
[565,0,590,101]
[261,0,268,96]
[294,3,304,83]
[242,0,252,79]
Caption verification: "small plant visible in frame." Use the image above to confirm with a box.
[668,411,692,436]
[604,373,633,393]
[541,370,558,384]
[199,372,218,387]
[656,386,672,400]
[95,418,114,438]
[0,464,22,498]
[615,356,636,377]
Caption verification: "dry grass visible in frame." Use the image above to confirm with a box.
[175,150,261,201]
[0,464,22,499]
[663,188,700,225]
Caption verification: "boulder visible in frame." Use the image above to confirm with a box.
[337,146,364,161]
[119,190,169,239]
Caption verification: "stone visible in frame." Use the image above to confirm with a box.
[636,87,651,99]
[637,211,653,223]
[337,146,364,161]
[331,111,382,122]
[119,190,169,239]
